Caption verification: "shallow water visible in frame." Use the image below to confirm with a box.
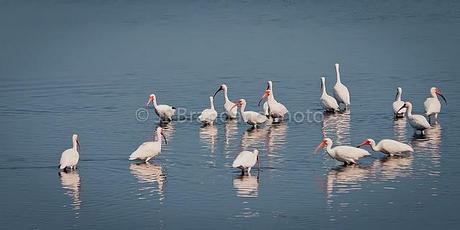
[1,0,460,229]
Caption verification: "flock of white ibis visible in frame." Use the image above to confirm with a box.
[58,63,447,174]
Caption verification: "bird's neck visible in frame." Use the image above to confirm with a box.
[370,142,380,151]
[223,89,230,102]
[321,79,326,95]
[152,100,159,109]
[267,93,277,104]
[405,106,413,116]
[72,140,78,151]
[239,104,247,122]
[156,132,163,144]
[335,67,341,84]
[396,91,402,101]
[430,91,437,98]
[325,144,335,158]
[210,98,215,110]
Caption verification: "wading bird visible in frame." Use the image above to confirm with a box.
[320,77,340,112]
[59,134,80,171]
[129,127,167,162]
[146,94,176,123]
[232,149,260,175]
[198,96,218,125]
[393,87,406,118]
[233,99,268,128]
[424,87,447,124]
[258,89,288,122]
[333,63,350,110]
[314,138,370,165]
[213,84,238,119]
[357,138,414,156]
[398,102,431,135]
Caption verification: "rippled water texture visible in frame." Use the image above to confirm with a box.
[1,0,459,229]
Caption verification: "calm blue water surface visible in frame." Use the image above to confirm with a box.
[1,0,460,229]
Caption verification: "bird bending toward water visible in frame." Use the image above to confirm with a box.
[314,138,370,165]
[129,127,167,162]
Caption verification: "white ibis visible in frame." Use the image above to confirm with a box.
[398,101,431,135]
[392,87,406,118]
[129,127,167,162]
[232,149,260,175]
[258,89,288,122]
[320,77,340,112]
[233,99,268,128]
[146,94,176,123]
[424,87,447,124]
[213,84,237,119]
[357,138,414,156]
[259,81,288,122]
[314,138,370,165]
[198,96,218,125]
[333,63,350,110]
[59,134,80,171]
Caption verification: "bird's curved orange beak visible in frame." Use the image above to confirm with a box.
[146,95,154,106]
[314,140,327,154]
[161,132,167,145]
[213,86,223,98]
[435,88,447,105]
[356,140,370,148]
[258,90,270,106]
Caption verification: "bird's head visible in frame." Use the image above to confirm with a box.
[146,94,156,106]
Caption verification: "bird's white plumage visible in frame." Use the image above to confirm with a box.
[232,149,259,171]
[199,96,218,125]
[317,138,370,164]
[147,94,175,122]
[214,84,237,119]
[401,102,431,132]
[129,127,165,162]
[424,97,441,116]
[59,134,79,170]
[320,77,340,111]
[332,63,351,109]
[393,87,406,116]
[262,81,288,120]
[237,99,268,127]
[361,138,414,156]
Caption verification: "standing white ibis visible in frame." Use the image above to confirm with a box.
[259,80,288,122]
[424,87,447,124]
[258,89,288,122]
[333,63,350,110]
[357,138,414,156]
[314,138,370,165]
[146,94,176,123]
[129,127,167,162]
[398,102,431,135]
[213,84,237,119]
[233,99,268,128]
[393,87,406,118]
[59,134,80,171]
[320,77,340,112]
[232,149,260,175]
[198,96,218,125]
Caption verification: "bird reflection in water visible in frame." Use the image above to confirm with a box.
[325,165,370,200]
[393,118,408,142]
[232,174,260,218]
[322,111,351,146]
[371,155,414,181]
[411,124,442,167]
[130,163,166,202]
[233,174,259,198]
[199,125,218,154]
[59,170,81,215]
[240,127,268,150]
[223,119,239,153]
